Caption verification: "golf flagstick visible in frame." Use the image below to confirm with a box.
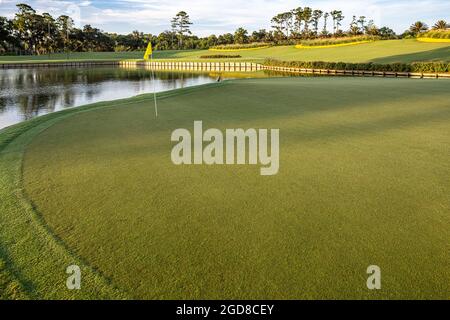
[145,41,158,118]
[151,52,158,118]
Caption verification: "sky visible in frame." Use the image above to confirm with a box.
[0,0,449,36]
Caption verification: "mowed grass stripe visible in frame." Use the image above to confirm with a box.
[20,77,450,299]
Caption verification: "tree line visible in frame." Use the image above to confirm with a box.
[269,7,397,41]
[0,6,271,55]
[0,3,448,55]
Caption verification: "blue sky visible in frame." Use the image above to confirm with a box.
[1,0,449,35]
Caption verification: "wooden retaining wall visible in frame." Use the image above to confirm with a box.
[261,65,450,79]
[120,61,262,71]
[0,61,120,69]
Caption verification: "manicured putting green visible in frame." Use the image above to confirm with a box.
[19,77,450,299]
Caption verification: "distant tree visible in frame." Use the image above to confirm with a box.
[311,10,323,35]
[378,26,396,39]
[171,11,192,48]
[330,10,344,35]
[83,25,97,51]
[409,21,428,35]
[129,30,147,50]
[234,27,249,44]
[170,16,178,47]
[206,34,218,47]
[350,16,360,35]
[68,27,85,52]
[335,11,345,35]
[218,33,234,45]
[330,11,337,34]
[0,2,402,54]
[42,13,58,54]
[271,14,286,40]
[357,16,366,34]
[155,31,174,50]
[250,29,268,42]
[82,25,114,51]
[293,7,304,35]
[302,7,313,34]
[0,17,14,53]
[281,11,294,38]
[56,15,74,54]
[432,20,449,30]
[13,3,38,54]
[113,31,150,51]
[322,12,330,36]
[264,30,275,42]
[365,20,379,36]
[183,35,198,49]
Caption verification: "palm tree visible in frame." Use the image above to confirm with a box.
[409,21,428,35]
[433,20,449,30]
[234,27,248,44]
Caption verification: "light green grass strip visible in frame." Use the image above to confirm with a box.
[295,41,373,49]
[209,46,271,52]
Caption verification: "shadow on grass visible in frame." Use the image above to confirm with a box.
[371,46,450,64]
[31,78,450,162]
[283,106,450,144]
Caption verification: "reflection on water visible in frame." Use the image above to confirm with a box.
[0,66,270,130]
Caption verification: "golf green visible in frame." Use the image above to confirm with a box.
[2,77,450,299]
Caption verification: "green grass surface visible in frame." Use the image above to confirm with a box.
[0,100,138,299]
[1,39,449,64]
[1,77,448,299]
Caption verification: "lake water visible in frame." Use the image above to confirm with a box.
[0,66,276,130]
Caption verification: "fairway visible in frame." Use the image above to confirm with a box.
[1,40,449,64]
[199,40,450,63]
[1,77,448,299]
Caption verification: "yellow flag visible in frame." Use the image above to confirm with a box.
[144,42,153,60]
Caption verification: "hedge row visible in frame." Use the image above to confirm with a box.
[199,54,241,59]
[264,59,450,73]
[419,30,450,39]
[210,42,272,50]
[299,35,380,47]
